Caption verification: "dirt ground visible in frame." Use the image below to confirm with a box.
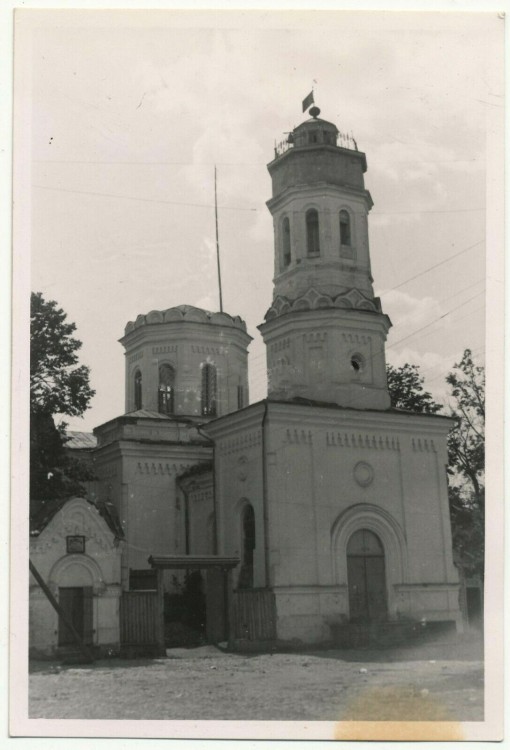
[29,632,483,722]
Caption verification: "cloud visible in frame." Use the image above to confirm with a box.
[382,289,443,332]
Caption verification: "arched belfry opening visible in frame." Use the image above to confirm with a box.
[134,369,142,410]
[158,364,175,415]
[347,529,388,623]
[306,209,320,257]
[201,363,217,417]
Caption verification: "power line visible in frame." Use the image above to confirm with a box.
[387,291,485,351]
[380,240,484,295]
[33,183,485,217]
[32,184,258,212]
[34,157,481,166]
[372,208,484,216]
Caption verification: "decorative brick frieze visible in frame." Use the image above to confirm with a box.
[304,331,327,343]
[191,489,213,504]
[285,428,313,445]
[218,430,262,456]
[135,461,188,476]
[341,332,370,345]
[152,345,177,355]
[326,432,400,450]
[411,437,437,452]
[190,344,228,356]
[128,351,144,364]
[270,338,291,353]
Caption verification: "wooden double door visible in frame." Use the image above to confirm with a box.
[58,586,93,646]
[347,529,388,623]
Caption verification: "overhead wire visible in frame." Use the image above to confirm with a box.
[33,183,486,216]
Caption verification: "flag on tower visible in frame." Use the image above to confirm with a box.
[302,90,314,112]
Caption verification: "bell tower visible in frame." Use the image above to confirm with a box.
[259,106,392,410]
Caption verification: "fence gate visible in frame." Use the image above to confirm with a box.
[120,591,159,656]
[232,589,277,641]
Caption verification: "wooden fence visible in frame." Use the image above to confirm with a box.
[232,589,277,641]
[120,591,159,655]
[120,587,277,652]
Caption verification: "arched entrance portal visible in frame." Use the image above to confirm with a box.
[347,529,388,622]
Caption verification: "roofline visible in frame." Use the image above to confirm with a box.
[93,411,204,434]
[202,396,453,426]
[120,317,253,346]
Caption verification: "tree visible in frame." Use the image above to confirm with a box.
[30,292,96,505]
[386,355,485,579]
[446,349,485,504]
[445,349,485,577]
[386,362,442,414]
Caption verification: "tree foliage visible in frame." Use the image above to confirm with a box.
[386,353,485,579]
[446,349,485,503]
[31,292,95,416]
[386,362,442,414]
[30,292,96,504]
[445,349,485,577]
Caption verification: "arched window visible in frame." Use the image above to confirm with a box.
[306,209,320,256]
[201,363,217,417]
[134,369,142,410]
[238,504,255,589]
[340,210,351,246]
[158,364,175,415]
[282,217,291,268]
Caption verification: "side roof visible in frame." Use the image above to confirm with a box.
[65,431,97,449]
[30,496,124,540]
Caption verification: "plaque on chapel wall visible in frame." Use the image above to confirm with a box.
[66,535,85,554]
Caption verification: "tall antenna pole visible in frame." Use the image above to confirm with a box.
[214,165,224,313]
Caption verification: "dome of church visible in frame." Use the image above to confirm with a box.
[291,109,339,148]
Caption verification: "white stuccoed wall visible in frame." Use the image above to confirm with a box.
[29,497,123,657]
[207,400,462,644]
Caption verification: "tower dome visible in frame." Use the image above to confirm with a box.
[291,112,339,148]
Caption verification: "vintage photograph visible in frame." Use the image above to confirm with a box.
[10,6,504,742]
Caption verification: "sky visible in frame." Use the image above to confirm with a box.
[19,9,503,432]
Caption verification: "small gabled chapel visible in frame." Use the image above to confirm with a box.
[32,104,462,655]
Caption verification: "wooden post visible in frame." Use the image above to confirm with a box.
[155,567,166,656]
[225,568,236,651]
[29,560,94,663]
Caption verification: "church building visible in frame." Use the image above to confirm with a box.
[67,105,462,647]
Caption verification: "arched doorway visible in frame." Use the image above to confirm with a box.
[347,529,388,622]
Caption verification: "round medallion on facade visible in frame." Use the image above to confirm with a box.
[353,461,374,488]
[237,455,248,482]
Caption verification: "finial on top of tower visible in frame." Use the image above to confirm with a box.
[309,106,321,119]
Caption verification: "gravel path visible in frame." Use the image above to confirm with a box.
[29,640,483,722]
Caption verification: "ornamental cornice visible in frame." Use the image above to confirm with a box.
[266,181,371,213]
[121,306,250,339]
[262,287,382,322]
